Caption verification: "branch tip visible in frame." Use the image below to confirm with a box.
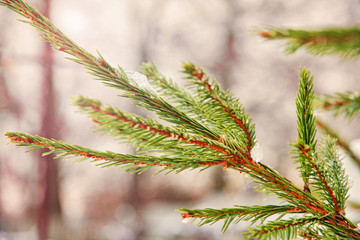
[259,31,272,39]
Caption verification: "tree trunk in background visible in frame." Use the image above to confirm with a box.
[37,0,62,239]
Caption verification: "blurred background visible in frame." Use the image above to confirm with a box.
[1,0,360,239]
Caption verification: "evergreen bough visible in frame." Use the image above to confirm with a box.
[259,27,360,58]
[260,24,360,176]
[2,0,360,239]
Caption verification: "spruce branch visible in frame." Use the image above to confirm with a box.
[141,62,253,156]
[301,223,360,240]
[292,70,349,216]
[0,0,218,141]
[178,70,356,236]
[5,132,231,174]
[248,216,360,240]
[259,27,360,58]
[319,221,360,239]
[73,96,231,159]
[318,136,349,212]
[2,0,360,238]
[316,91,360,119]
[182,62,255,152]
[76,92,327,214]
[178,205,304,233]
[247,216,320,240]
[293,69,317,192]
[1,1,262,172]
[140,62,207,120]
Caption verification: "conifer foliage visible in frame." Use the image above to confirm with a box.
[259,27,360,58]
[2,0,360,239]
[260,26,360,172]
[316,91,360,119]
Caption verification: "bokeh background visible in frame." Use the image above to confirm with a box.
[1,0,360,239]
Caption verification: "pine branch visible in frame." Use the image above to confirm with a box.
[2,1,360,238]
[244,162,321,212]
[178,205,304,232]
[293,69,317,192]
[0,0,260,171]
[247,214,360,239]
[247,216,320,240]
[140,62,253,155]
[251,217,360,240]
[73,95,231,158]
[248,215,360,240]
[320,221,360,239]
[5,132,232,174]
[292,70,350,217]
[302,223,360,240]
[316,91,360,119]
[259,27,360,58]
[182,62,255,152]
[140,62,209,121]
[318,136,350,212]
[1,0,272,172]
[0,0,219,141]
